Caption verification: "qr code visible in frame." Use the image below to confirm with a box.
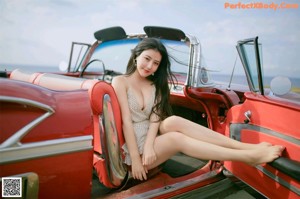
[1,177,22,197]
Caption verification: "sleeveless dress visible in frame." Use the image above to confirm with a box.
[122,85,156,165]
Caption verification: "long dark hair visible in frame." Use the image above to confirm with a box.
[126,38,176,120]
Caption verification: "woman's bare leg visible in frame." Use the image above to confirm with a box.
[159,116,271,150]
[147,132,284,170]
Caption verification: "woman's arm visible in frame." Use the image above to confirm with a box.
[112,76,148,180]
[143,92,162,166]
[143,112,160,166]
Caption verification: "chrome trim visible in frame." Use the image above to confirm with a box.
[0,96,54,149]
[229,123,300,145]
[186,35,214,88]
[186,34,200,87]
[256,165,300,195]
[0,96,54,113]
[0,135,93,164]
[126,170,219,199]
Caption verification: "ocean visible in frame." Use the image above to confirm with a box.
[211,73,300,89]
[1,64,300,89]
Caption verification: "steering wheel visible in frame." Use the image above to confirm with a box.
[79,59,106,80]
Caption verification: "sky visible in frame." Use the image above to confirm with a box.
[0,0,299,77]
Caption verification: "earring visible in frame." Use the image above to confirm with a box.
[152,73,155,76]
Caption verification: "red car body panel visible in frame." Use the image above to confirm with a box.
[0,79,94,199]
[1,151,93,199]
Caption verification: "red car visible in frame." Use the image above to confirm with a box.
[1,26,299,199]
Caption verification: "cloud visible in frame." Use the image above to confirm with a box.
[0,0,299,78]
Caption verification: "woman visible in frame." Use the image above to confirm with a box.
[112,38,284,181]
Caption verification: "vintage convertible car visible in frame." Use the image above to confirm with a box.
[0,26,299,199]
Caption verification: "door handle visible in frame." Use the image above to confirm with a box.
[244,110,251,124]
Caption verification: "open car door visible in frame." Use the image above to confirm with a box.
[224,37,300,199]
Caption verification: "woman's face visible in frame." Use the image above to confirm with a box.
[136,49,161,77]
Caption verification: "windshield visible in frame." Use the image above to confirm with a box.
[238,38,300,103]
[89,38,190,75]
[242,43,263,92]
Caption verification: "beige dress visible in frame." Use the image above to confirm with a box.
[122,86,156,165]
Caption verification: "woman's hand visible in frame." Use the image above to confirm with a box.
[131,157,148,181]
[143,144,157,166]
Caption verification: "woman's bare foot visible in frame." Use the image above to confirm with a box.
[257,142,272,147]
[236,141,272,150]
[246,145,285,166]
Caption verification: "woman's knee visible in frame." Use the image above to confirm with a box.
[150,132,185,168]
[160,115,183,133]
[164,131,186,147]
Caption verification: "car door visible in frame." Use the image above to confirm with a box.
[224,37,300,199]
[0,79,94,199]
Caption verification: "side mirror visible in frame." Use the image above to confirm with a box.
[59,61,68,72]
[270,76,291,96]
